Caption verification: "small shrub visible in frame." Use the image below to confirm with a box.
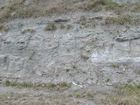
[21,29,35,34]
[17,82,34,88]
[106,78,110,82]
[81,21,87,26]
[45,23,56,31]
[80,15,86,21]
[105,17,117,24]
[111,64,119,69]
[91,20,96,27]
[3,56,8,62]
[60,24,65,29]
[4,80,34,88]
[132,2,140,12]
[117,14,132,25]
[47,83,56,88]
[72,0,79,3]
[133,18,140,25]
[67,24,72,30]
[105,14,132,25]
[66,69,70,72]
[76,94,81,98]
[59,82,68,87]
[93,5,102,12]
[0,25,9,32]
[98,0,108,5]
[87,92,93,98]
[106,2,119,10]
[5,80,11,86]
[72,65,76,69]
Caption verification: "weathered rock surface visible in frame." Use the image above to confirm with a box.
[0,14,140,86]
[0,0,140,87]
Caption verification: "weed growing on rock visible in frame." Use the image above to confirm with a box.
[87,92,93,98]
[47,83,56,88]
[72,0,79,3]
[5,80,11,86]
[105,14,132,25]
[0,25,9,32]
[21,29,35,34]
[4,80,34,88]
[80,15,86,21]
[111,64,119,69]
[60,24,65,29]
[45,23,56,31]
[72,65,77,69]
[67,24,73,30]
[3,56,8,62]
[66,69,70,72]
[106,1,119,11]
[132,2,140,12]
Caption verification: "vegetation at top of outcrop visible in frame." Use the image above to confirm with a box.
[0,0,140,23]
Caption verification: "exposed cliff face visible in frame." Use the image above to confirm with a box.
[0,0,140,86]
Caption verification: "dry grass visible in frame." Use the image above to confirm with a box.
[0,0,108,23]
[101,84,140,105]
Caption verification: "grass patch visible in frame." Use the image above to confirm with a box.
[21,29,35,34]
[0,25,9,32]
[60,24,65,29]
[105,14,132,25]
[45,23,56,31]
[4,80,34,88]
[102,84,140,105]
[47,83,56,88]
[106,1,119,11]
[132,2,140,12]
[111,64,119,69]
[67,24,73,30]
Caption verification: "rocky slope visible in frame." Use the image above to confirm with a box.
[0,0,140,105]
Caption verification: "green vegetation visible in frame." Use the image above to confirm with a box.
[45,23,56,31]
[93,5,102,12]
[80,15,86,21]
[102,84,140,105]
[105,14,132,25]
[4,80,71,90]
[3,56,8,62]
[59,82,69,87]
[66,69,70,72]
[67,24,73,30]
[72,0,79,3]
[4,80,34,88]
[87,92,93,98]
[106,78,110,82]
[111,64,119,69]
[0,0,139,23]
[72,65,77,69]
[21,29,35,34]
[0,25,9,32]
[132,2,140,12]
[106,1,119,11]
[47,83,56,88]
[60,24,65,29]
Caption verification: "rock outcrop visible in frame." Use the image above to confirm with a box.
[0,0,140,86]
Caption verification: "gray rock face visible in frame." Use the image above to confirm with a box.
[0,0,140,85]
[0,16,140,86]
